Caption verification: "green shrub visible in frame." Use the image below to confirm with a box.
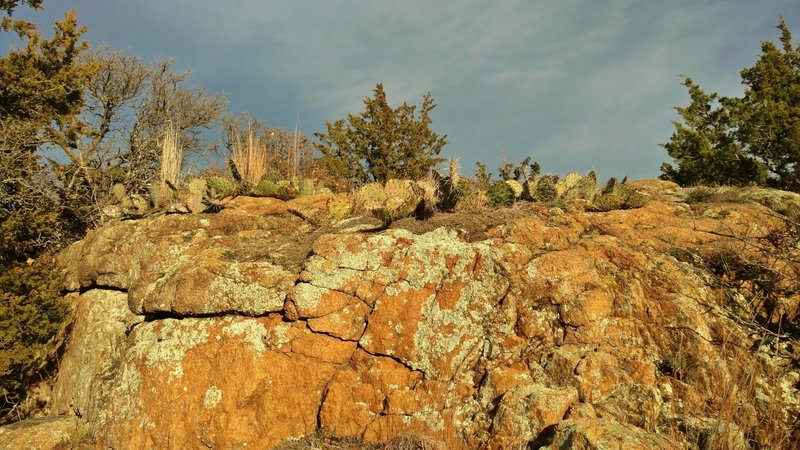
[0,256,69,420]
[315,84,447,184]
[0,211,63,267]
[660,19,799,191]
[487,180,515,207]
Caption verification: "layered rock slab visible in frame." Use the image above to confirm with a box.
[4,192,797,449]
[98,314,355,449]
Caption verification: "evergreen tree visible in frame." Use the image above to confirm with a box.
[315,83,447,184]
[0,0,42,15]
[1,9,93,252]
[660,77,765,186]
[661,18,799,191]
[733,18,800,191]
[0,3,86,420]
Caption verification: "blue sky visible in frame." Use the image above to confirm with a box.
[3,1,797,180]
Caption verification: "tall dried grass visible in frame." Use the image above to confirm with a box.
[160,121,182,188]
[287,121,300,182]
[231,121,269,186]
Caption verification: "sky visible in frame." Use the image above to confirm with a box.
[2,0,797,180]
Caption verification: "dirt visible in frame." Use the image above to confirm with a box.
[389,202,546,242]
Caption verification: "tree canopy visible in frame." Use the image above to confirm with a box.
[1,0,42,15]
[314,83,447,184]
[661,18,800,191]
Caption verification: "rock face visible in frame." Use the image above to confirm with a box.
[3,184,799,449]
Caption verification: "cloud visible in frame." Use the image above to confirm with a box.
[2,0,797,178]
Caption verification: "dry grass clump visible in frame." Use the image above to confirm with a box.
[231,122,269,186]
[685,186,748,204]
[273,430,445,450]
[273,432,379,450]
[159,121,182,188]
[381,433,443,450]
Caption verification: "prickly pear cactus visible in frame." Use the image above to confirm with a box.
[206,176,237,207]
[187,178,207,197]
[556,172,583,198]
[522,178,539,201]
[574,173,598,201]
[251,179,295,200]
[437,176,461,211]
[186,193,206,214]
[354,182,387,212]
[589,193,625,211]
[252,179,279,197]
[603,177,618,195]
[504,179,523,199]
[534,175,559,202]
[530,162,541,178]
[373,179,422,224]
[488,180,516,207]
[326,195,353,220]
[298,178,315,197]
[415,178,439,216]
[589,180,650,212]
[149,184,173,209]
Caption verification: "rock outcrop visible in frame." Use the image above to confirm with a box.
[3,182,799,449]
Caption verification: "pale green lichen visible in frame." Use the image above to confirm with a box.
[221,318,269,355]
[126,319,210,382]
[412,404,445,433]
[293,283,328,313]
[203,386,223,409]
[779,371,800,406]
[333,233,397,271]
[206,262,287,314]
[135,242,194,306]
[306,267,363,294]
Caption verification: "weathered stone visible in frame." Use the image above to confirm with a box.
[97,315,354,449]
[3,184,794,449]
[547,418,681,449]
[490,383,578,446]
[50,290,143,420]
[575,351,628,403]
[130,255,294,316]
[0,417,92,450]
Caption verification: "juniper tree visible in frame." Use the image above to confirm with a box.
[660,77,765,186]
[733,18,800,191]
[315,83,447,184]
[661,18,799,191]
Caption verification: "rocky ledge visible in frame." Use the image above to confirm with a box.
[1,181,798,449]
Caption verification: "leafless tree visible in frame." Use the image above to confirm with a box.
[221,113,317,183]
[45,46,226,221]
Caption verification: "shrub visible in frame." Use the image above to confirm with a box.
[487,180,515,207]
[0,255,69,421]
[661,19,799,191]
[315,83,447,184]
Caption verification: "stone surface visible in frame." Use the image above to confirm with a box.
[547,418,681,449]
[0,416,91,450]
[3,183,797,449]
[50,290,143,420]
[97,315,354,449]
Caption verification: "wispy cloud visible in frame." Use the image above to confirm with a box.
[2,0,796,178]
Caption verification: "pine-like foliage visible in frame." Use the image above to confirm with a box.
[661,18,799,191]
[660,78,765,187]
[314,83,447,184]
